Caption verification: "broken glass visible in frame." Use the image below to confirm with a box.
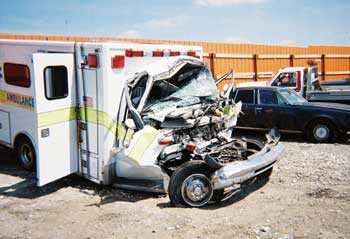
[144,66,219,119]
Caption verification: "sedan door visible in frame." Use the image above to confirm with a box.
[255,89,279,130]
[257,89,300,132]
[232,88,258,128]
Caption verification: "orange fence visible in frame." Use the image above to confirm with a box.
[1,33,350,87]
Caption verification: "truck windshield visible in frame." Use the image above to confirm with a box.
[279,89,307,105]
[144,66,218,112]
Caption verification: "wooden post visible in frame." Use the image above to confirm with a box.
[289,54,294,67]
[253,54,258,81]
[321,54,326,81]
[209,53,216,79]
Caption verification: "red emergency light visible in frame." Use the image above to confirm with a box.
[125,49,144,57]
[87,54,98,68]
[170,51,180,56]
[187,51,198,58]
[153,51,164,57]
[112,55,125,69]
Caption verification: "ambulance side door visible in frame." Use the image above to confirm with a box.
[32,53,78,186]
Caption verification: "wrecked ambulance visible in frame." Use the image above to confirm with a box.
[114,56,285,207]
[0,39,284,208]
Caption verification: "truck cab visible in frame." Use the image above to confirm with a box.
[266,66,350,104]
[269,67,308,97]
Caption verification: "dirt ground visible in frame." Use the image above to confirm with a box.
[0,139,349,239]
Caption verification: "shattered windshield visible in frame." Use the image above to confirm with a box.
[144,65,218,113]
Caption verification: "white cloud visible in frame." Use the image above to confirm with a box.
[140,15,189,29]
[279,40,298,46]
[226,36,251,43]
[193,0,269,6]
[117,30,142,38]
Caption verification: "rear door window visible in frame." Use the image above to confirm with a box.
[44,66,68,100]
[234,89,254,104]
[259,89,278,105]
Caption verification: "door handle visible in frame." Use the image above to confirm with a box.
[256,107,262,110]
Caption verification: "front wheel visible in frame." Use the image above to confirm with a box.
[168,161,213,207]
[15,137,36,171]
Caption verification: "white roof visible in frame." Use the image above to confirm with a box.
[279,67,305,72]
[143,56,203,77]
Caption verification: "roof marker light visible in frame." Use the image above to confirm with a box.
[126,49,144,57]
[170,51,180,57]
[187,51,199,58]
[153,51,164,57]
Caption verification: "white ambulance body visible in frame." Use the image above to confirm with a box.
[0,39,202,187]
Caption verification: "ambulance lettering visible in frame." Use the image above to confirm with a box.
[6,92,34,110]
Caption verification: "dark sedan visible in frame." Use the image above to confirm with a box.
[229,86,350,143]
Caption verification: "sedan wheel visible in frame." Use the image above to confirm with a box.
[309,120,335,143]
[313,124,330,141]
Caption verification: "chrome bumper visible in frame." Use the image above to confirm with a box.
[211,142,285,190]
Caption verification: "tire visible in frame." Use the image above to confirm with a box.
[15,137,36,171]
[307,119,335,143]
[168,161,213,207]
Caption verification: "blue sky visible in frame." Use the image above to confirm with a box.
[0,0,349,46]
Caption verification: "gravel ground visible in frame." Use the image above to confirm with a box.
[0,140,349,239]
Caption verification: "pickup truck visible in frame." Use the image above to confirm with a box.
[238,66,350,104]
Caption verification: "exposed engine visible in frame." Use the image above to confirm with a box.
[150,99,263,175]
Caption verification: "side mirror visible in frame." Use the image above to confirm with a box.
[124,118,136,130]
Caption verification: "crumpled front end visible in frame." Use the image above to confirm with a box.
[116,56,284,206]
[211,137,284,190]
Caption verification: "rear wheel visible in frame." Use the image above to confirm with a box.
[15,137,36,171]
[307,119,335,143]
[168,161,213,207]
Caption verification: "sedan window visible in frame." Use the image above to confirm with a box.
[235,89,254,104]
[259,89,278,105]
[279,89,307,105]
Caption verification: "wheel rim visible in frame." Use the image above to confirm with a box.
[313,124,330,141]
[20,144,34,167]
[181,174,213,207]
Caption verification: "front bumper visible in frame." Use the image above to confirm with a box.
[211,142,285,190]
